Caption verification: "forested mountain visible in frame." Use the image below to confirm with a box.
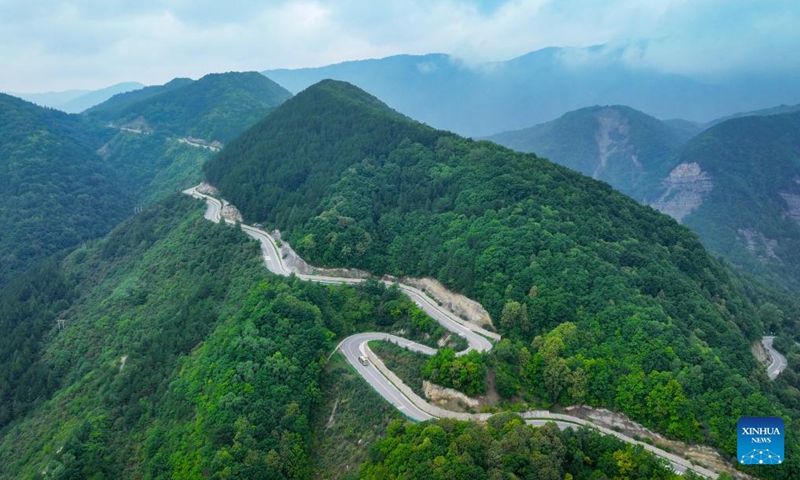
[12,82,144,113]
[486,105,693,200]
[263,44,800,137]
[205,80,800,473]
[0,93,130,287]
[84,78,193,117]
[650,111,800,291]
[0,195,478,478]
[87,72,293,207]
[87,72,292,143]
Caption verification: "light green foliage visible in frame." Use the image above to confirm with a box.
[360,415,680,479]
[423,349,486,397]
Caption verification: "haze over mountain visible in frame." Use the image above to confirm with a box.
[263,45,800,137]
[486,105,693,200]
[650,111,800,291]
[12,82,145,113]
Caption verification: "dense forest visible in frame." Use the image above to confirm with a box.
[0,93,130,288]
[86,72,293,143]
[0,195,493,478]
[361,415,695,479]
[205,80,800,475]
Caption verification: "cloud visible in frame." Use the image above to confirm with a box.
[0,0,798,92]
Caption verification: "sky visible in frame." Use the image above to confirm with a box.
[1,0,799,93]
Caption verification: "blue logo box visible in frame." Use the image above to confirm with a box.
[738,417,784,465]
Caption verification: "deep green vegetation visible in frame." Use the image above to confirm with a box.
[0,194,470,478]
[83,78,193,117]
[664,112,800,292]
[361,414,689,479]
[486,105,692,200]
[205,80,800,475]
[0,93,130,288]
[87,72,292,142]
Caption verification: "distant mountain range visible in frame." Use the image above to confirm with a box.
[12,82,145,113]
[263,45,800,137]
[486,105,691,201]
[488,103,800,291]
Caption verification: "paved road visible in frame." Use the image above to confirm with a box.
[763,336,787,380]
[185,187,717,478]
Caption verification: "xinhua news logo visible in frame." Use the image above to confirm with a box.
[738,417,784,465]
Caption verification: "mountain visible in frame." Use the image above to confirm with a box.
[485,105,693,200]
[83,78,193,117]
[649,111,800,291]
[87,72,292,143]
[55,82,145,113]
[0,94,130,287]
[263,45,800,137]
[705,103,800,128]
[86,72,293,207]
[12,82,144,113]
[205,80,800,467]
[8,89,88,108]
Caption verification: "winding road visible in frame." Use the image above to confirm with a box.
[763,336,788,380]
[184,186,719,478]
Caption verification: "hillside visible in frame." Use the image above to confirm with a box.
[86,72,294,207]
[0,195,486,478]
[87,72,292,143]
[486,105,693,200]
[0,94,130,287]
[650,111,800,291]
[263,44,800,137]
[205,80,800,469]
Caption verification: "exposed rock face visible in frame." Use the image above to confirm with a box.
[591,109,642,181]
[738,228,780,263]
[650,162,713,221]
[751,340,770,366]
[402,277,494,328]
[779,192,800,224]
[423,380,480,409]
